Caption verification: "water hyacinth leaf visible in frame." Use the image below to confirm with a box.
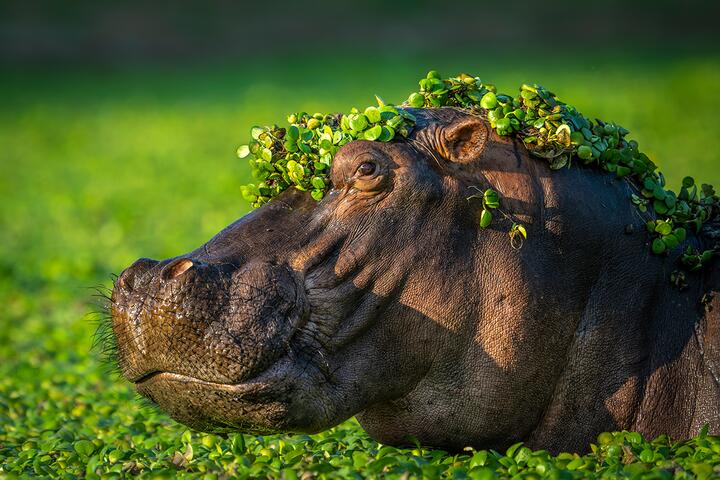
[577,145,592,160]
[516,224,527,238]
[570,131,585,145]
[349,114,368,132]
[240,185,259,203]
[73,440,96,457]
[311,189,324,201]
[287,124,300,140]
[301,128,314,141]
[652,238,666,254]
[363,125,383,141]
[251,126,265,140]
[662,234,679,249]
[674,227,687,242]
[702,250,714,263]
[408,92,425,108]
[480,92,498,109]
[483,189,500,209]
[286,160,304,182]
[479,209,493,228]
[311,176,326,190]
[284,140,298,152]
[237,145,250,158]
[378,126,395,142]
[653,200,668,215]
[495,117,511,133]
[654,221,672,236]
[364,106,381,123]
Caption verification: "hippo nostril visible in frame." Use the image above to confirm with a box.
[161,258,195,280]
[116,257,158,292]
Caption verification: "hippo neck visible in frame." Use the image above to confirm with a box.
[515,157,720,451]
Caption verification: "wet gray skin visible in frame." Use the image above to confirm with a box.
[111,108,720,453]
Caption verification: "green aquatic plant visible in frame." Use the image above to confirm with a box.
[238,101,415,206]
[238,71,719,268]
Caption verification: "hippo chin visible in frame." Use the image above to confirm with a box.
[110,107,720,452]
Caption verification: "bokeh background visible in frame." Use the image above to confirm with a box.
[1,0,720,475]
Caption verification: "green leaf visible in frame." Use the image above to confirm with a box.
[426,70,441,80]
[495,117,511,134]
[236,145,250,158]
[662,234,679,249]
[674,227,686,242]
[701,250,714,263]
[287,125,300,140]
[570,131,585,145]
[483,189,500,209]
[479,209,493,228]
[251,126,265,140]
[652,238,666,254]
[311,176,325,190]
[363,125,382,141]
[653,199,668,215]
[408,92,425,108]
[349,114,368,132]
[240,185,259,202]
[377,126,394,142]
[577,145,593,160]
[655,220,672,236]
[74,440,95,457]
[286,160,305,182]
[364,106,381,123]
[480,91,497,109]
[516,224,527,238]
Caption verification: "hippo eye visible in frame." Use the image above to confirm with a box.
[356,161,376,177]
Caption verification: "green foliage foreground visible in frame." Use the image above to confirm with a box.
[2,58,720,478]
[3,402,720,480]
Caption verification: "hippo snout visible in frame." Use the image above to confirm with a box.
[110,255,308,429]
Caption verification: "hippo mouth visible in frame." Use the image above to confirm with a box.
[129,354,312,434]
[130,357,282,391]
[134,370,273,393]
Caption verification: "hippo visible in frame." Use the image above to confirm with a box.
[110,107,720,453]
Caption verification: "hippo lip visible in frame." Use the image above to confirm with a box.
[132,370,162,384]
[135,371,244,388]
[132,352,289,390]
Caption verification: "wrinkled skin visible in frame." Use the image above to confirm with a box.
[111,108,720,452]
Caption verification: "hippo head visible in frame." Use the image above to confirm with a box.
[110,107,584,449]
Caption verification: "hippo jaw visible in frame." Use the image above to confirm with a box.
[110,254,339,434]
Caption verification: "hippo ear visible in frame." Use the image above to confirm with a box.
[439,116,489,164]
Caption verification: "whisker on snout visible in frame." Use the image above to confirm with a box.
[88,279,123,377]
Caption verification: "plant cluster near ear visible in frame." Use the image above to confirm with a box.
[238,70,719,271]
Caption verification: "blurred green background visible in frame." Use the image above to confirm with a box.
[1,0,720,476]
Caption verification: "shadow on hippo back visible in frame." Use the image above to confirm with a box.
[109,107,720,453]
